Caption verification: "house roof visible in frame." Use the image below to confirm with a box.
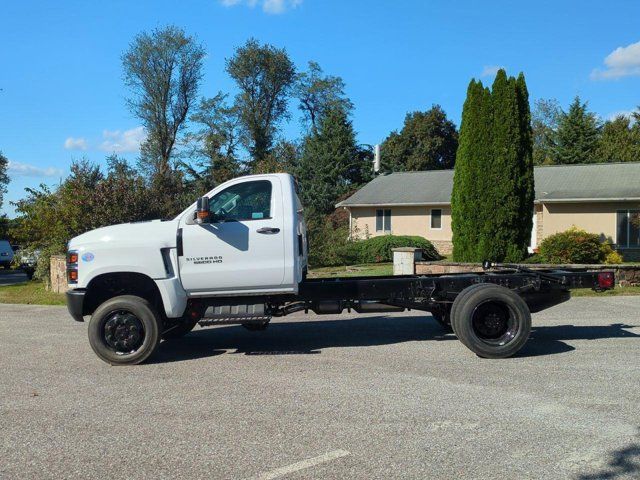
[336,162,640,207]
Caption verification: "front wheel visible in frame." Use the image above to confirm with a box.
[451,284,531,359]
[88,295,162,365]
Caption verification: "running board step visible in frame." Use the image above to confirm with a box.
[198,303,271,326]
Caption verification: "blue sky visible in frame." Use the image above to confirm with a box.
[2,0,640,216]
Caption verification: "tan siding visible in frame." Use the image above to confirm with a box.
[541,201,640,243]
[349,206,452,241]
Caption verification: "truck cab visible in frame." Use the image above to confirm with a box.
[66,173,307,332]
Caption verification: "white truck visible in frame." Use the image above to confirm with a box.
[66,173,614,365]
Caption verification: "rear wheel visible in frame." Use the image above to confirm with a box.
[88,295,161,365]
[451,284,531,359]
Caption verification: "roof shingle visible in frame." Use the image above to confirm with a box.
[337,163,640,207]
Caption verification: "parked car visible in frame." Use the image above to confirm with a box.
[12,246,39,279]
[0,240,15,269]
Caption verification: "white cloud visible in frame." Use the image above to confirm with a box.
[7,161,64,178]
[64,137,88,150]
[606,110,634,121]
[590,40,640,80]
[99,126,146,153]
[480,65,503,77]
[220,0,302,14]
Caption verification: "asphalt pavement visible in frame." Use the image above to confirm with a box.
[1,297,639,479]
[0,270,28,286]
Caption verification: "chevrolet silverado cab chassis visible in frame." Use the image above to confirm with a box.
[65,173,615,365]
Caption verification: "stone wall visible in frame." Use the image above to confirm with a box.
[415,261,640,287]
[50,255,69,294]
[431,240,453,256]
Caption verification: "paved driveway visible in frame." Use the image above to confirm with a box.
[1,297,639,479]
[0,270,28,286]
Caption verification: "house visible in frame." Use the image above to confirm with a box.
[336,162,640,260]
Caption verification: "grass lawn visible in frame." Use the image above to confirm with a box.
[308,263,393,278]
[570,286,640,297]
[0,281,66,306]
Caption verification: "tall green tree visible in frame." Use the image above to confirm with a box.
[0,151,9,212]
[451,80,493,261]
[297,107,361,215]
[185,93,242,193]
[226,39,296,166]
[531,98,561,165]
[122,26,205,217]
[451,70,534,262]
[380,105,458,172]
[595,115,640,163]
[122,26,206,177]
[294,61,353,130]
[554,97,600,164]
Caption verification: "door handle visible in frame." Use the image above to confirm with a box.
[257,227,280,234]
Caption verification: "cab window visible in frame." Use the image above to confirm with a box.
[209,180,272,222]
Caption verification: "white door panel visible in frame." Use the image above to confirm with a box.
[179,178,285,293]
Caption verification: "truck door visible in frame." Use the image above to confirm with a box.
[178,177,285,294]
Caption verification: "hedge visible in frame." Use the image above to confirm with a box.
[345,235,440,264]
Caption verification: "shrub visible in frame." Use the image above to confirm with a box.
[601,243,623,264]
[346,235,440,264]
[306,216,352,267]
[538,227,605,264]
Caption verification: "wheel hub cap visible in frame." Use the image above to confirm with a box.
[104,311,145,354]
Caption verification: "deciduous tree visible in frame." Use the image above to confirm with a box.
[380,105,458,173]
[294,61,353,130]
[226,39,296,166]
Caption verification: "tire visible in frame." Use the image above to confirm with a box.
[450,283,490,336]
[162,318,199,340]
[451,284,531,359]
[88,295,162,365]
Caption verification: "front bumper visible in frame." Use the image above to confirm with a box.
[66,289,86,322]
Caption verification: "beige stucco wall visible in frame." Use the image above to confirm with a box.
[541,201,640,244]
[349,205,452,241]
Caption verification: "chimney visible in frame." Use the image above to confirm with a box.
[373,144,381,174]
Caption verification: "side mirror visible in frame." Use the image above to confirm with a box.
[195,196,210,224]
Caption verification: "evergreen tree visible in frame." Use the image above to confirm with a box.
[515,73,535,257]
[451,80,493,261]
[451,70,534,262]
[595,115,640,163]
[554,97,600,164]
[297,107,361,215]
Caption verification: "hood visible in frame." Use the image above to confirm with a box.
[69,219,179,250]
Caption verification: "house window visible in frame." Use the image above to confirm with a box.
[376,209,391,232]
[430,209,442,229]
[617,210,640,248]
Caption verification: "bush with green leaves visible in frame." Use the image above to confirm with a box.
[538,227,606,264]
[346,235,440,264]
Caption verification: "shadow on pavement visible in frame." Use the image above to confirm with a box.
[577,430,640,479]
[153,314,639,363]
[517,323,640,358]
[154,315,455,363]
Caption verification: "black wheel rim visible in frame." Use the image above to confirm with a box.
[471,301,518,346]
[103,310,145,355]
